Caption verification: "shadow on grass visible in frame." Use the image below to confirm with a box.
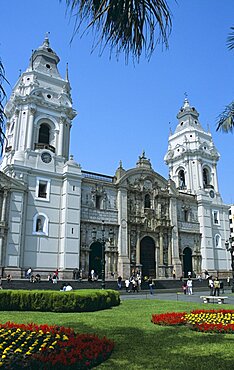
[62,319,234,370]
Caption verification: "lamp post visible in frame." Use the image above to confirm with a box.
[91,220,114,290]
[101,221,106,289]
[225,237,234,293]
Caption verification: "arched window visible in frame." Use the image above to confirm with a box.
[215,234,221,248]
[178,169,186,189]
[38,123,50,144]
[203,168,210,188]
[33,213,49,235]
[144,194,151,208]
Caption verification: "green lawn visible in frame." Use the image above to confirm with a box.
[1,298,234,369]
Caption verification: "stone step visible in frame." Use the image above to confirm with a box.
[0,278,216,291]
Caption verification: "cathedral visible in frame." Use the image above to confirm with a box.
[0,37,231,280]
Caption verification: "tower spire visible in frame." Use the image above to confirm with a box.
[183,92,190,108]
[43,32,50,47]
[65,63,69,82]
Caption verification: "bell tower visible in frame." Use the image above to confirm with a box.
[2,34,75,171]
[0,36,82,278]
[164,98,220,197]
[164,98,230,274]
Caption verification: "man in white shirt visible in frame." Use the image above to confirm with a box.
[65,283,73,291]
[187,278,193,295]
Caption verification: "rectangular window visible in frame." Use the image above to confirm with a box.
[35,177,51,201]
[38,182,47,198]
[96,195,102,209]
[212,210,219,225]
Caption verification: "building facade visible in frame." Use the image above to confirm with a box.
[0,38,231,279]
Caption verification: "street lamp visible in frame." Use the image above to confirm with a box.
[225,237,234,293]
[101,221,106,289]
[92,220,114,289]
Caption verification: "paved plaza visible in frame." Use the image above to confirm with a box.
[120,289,234,305]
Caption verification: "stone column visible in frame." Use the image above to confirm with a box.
[159,231,163,265]
[168,231,172,265]
[0,235,3,267]
[26,105,36,150]
[136,230,141,264]
[1,190,8,222]
[58,116,66,156]
[54,129,59,151]
[212,164,219,192]
[12,109,20,151]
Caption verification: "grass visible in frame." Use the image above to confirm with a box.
[0,298,234,369]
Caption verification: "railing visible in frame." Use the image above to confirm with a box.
[82,170,114,183]
[34,143,55,153]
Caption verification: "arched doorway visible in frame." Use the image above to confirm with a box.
[140,236,156,278]
[183,247,192,277]
[89,242,102,277]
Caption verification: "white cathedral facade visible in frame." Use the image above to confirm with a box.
[0,38,231,280]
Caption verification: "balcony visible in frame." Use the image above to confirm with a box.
[34,143,55,153]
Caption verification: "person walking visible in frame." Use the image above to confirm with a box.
[182,281,187,294]
[220,280,224,294]
[148,277,154,295]
[187,277,193,295]
[117,276,122,290]
[125,278,130,292]
[214,277,220,296]
[208,276,214,296]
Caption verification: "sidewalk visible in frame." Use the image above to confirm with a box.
[120,289,234,305]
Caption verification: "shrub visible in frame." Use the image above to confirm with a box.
[0,289,120,312]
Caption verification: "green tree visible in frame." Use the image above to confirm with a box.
[216,27,234,132]
[0,59,7,155]
[63,0,172,61]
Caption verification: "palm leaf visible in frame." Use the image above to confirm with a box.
[227,26,234,50]
[63,0,172,61]
[0,59,7,155]
[216,101,234,132]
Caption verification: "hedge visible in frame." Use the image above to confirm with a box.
[0,289,120,312]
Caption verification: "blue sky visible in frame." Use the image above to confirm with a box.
[1,0,234,203]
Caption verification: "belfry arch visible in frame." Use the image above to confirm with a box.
[140,236,156,278]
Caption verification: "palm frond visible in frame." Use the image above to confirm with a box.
[63,0,172,61]
[0,59,7,155]
[216,101,234,132]
[227,26,234,50]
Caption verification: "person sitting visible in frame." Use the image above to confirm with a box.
[65,283,73,291]
[26,267,32,279]
[35,274,41,283]
[60,283,67,291]
[7,274,12,283]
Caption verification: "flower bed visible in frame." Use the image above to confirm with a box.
[0,322,114,369]
[152,309,234,334]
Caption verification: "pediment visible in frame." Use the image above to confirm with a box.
[0,172,26,191]
[117,167,168,192]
